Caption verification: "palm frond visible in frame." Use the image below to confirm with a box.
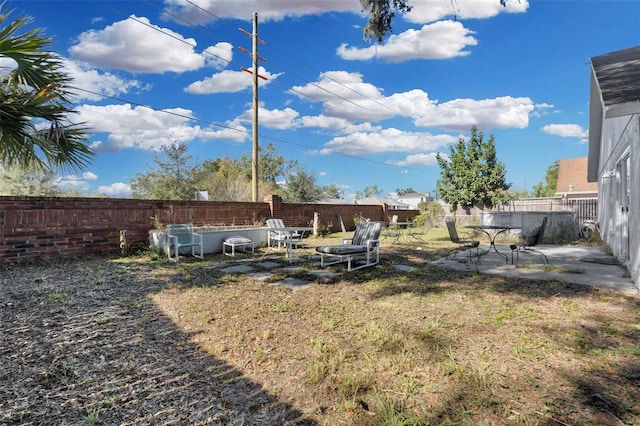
[0,5,94,173]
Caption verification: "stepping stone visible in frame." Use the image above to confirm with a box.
[269,277,313,290]
[202,263,225,270]
[281,266,304,274]
[308,270,341,283]
[245,271,275,281]
[255,261,282,269]
[219,265,255,274]
[261,255,282,260]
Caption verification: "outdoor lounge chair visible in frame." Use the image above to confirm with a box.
[510,217,548,264]
[315,221,383,271]
[445,218,480,261]
[165,223,204,262]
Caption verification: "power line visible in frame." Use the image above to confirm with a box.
[171,0,402,117]
[70,86,407,170]
[94,0,382,132]
[83,1,419,171]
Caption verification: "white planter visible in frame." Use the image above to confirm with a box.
[149,226,268,254]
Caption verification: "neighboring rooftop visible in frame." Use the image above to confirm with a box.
[556,157,598,197]
[356,196,409,209]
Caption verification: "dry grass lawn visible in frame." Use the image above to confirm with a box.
[1,228,639,425]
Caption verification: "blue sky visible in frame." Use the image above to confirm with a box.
[7,0,640,199]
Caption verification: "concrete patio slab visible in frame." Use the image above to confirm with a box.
[431,244,638,295]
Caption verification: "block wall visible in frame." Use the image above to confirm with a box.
[1,195,418,262]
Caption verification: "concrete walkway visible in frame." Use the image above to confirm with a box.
[205,245,638,296]
[431,244,638,295]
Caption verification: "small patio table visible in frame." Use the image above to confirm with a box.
[466,225,520,263]
[273,226,313,259]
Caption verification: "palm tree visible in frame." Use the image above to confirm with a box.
[0,6,93,173]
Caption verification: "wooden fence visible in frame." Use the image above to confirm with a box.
[443,197,598,225]
[503,197,598,224]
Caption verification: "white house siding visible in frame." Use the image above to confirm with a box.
[597,114,639,288]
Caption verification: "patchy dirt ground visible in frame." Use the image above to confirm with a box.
[1,237,639,425]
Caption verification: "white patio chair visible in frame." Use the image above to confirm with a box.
[266,218,302,249]
[164,223,203,262]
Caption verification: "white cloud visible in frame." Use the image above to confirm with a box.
[388,152,441,167]
[405,0,529,24]
[162,0,359,24]
[236,104,300,129]
[64,59,147,101]
[185,66,280,94]
[258,106,300,129]
[161,0,527,26]
[541,123,588,142]
[337,21,477,62]
[204,42,234,70]
[298,115,379,133]
[414,96,534,131]
[290,71,396,122]
[291,71,533,131]
[56,172,98,192]
[69,16,208,73]
[98,182,132,197]
[77,103,247,152]
[317,128,458,156]
[530,102,556,118]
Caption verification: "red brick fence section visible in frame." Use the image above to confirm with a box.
[0,195,417,263]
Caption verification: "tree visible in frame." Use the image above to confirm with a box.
[0,164,62,196]
[436,126,512,216]
[395,187,417,196]
[321,183,344,199]
[193,157,280,201]
[238,143,296,184]
[356,185,383,200]
[130,142,200,200]
[192,144,293,201]
[544,160,560,195]
[0,7,93,172]
[279,169,324,203]
[530,160,559,197]
[360,0,412,42]
[360,0,509,42]
[195,158,251,201]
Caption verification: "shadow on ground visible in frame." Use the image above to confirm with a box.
[0,258,315,425]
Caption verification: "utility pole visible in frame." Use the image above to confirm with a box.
[239,13,266,202]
